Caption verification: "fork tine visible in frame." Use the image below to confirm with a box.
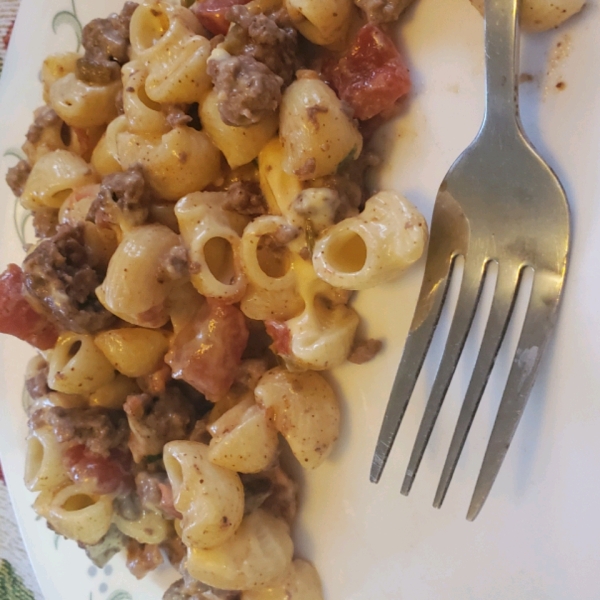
[466,269,565,521]
[433,265,522,508]
[400,256,487,496]
[370,189,468,484]
[369,252,454,483]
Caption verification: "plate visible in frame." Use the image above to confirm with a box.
[1,0,600,598]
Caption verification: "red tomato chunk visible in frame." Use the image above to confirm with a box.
[157,481,182,520]
[0,264,59,350]
[64,444,134,495]
[191,0,251,36]
[326,24,411,121]
[265,320,291,356]
[166,299,249,400]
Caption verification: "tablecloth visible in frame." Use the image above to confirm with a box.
[0,2,45,598]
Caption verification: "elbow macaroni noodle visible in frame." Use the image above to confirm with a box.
[208,397,280,473]
[116,127,222,200]
[285,0,354,45]
[164,441,245,549]
[255,368,341,468]
[49,74,121,129]
[47,332,116,395]
[280,76,363,180]
[241,559,325,600]
[130,2,213,103]
[186,508,294,590]
[24,426,71,492]
[34,484,113,545]
[97,224,182,327]
[312,190,429,290]
[176,191,249,302]
[20,150,98,210]
[201,89,280,169]
[121,61,171,135]
[240,216,297,292]
[113,508,171,544]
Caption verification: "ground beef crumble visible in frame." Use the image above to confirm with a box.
[87,165,150,229]
[126,539,163,580]
[32,207,59,239]
[227,5,298,84]
[160,537,186,571]
[24,355,50,399]
[113,492,143,521]
[5,159,31,197]
[208,54,282,127]
[76,2,138,84]
[163,104,193,128]
[348,338,383,364]
[22,223,116,333]
[157,245,189,283]
[124,387,198,462]
[29,406,128,457]
[135,471,182,519]
[222,180,267,216]
[208,4,298,127]
[25,106,62,144]
[135,471,165,510]
[80,524,128,568]
[241,464,298,525]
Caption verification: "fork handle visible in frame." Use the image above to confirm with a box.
[483,0,520,126]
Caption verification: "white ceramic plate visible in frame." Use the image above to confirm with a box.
[2,0,600,598]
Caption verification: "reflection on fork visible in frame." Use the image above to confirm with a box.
[370,0,570,520]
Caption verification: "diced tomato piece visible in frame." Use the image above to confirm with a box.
[157,482,182,520]
[0,264,59,350]
[190,0,251,36]
[64,444,134,495]
[70,184,100,203]
[166,299,249,400]
[265,320,291,356]
[325,24,411,121]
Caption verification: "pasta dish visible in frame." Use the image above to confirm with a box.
[0,0,581,597]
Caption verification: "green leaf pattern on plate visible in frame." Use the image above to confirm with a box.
[107,591,134,600]
[52,0,83,51]
[3,149,25,162]
[12,195,32,249]
[3,149,32,248]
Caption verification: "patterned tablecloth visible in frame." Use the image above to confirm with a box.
[0,2,45,598]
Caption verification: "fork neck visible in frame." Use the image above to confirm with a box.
[482,0,520,130]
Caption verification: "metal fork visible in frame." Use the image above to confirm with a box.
[370,0,570,520]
